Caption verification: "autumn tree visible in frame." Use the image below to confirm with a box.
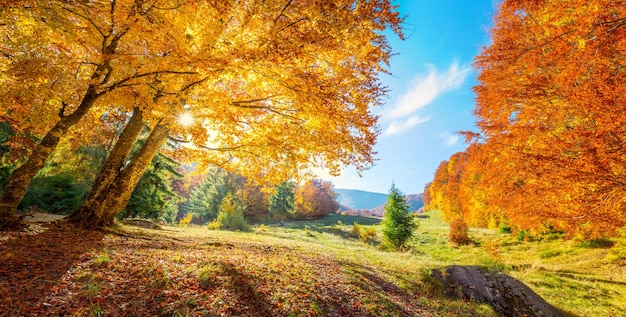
[269,181,295,226]
[421,182,432,212]
[0,0,404,228]
[293,179,339,220]
[240,180,270,222]
[469,0,626,238]
[382,183,416,250]
[457,143,508,229]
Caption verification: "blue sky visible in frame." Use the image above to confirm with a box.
[322,0,498,194]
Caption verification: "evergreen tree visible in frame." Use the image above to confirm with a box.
[269,181,295,225]
[120,152,184,224]
[382,183,417,250]
[0,122,15,192]
[184,168,239,224]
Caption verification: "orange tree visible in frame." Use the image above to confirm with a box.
[293,179,339,220]
[471,0,626,238]
[0,0,403,228]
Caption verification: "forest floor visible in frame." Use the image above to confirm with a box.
[0,212,624,316]
[22,213,66,223]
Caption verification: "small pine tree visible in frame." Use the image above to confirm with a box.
[382,183,417,250]
[269,181,295,225]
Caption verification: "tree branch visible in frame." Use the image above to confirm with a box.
[58,101,68,118]
[274,0,294,24]
[102,70,198,93]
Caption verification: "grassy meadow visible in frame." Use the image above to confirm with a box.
[1,210,624,316]
[265,211,626,317]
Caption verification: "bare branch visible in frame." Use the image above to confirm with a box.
[274,0,294,24]
[0,49,12,58]
[230,96,277,105]
[180,75,210,92]
[152,0,184,11]
[280,17,309,32]
[102,70,198,93]
[59,4,106,39]
[58,101,68,118]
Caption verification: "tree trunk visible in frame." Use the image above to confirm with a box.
[66,107,144,226]
[0,87,99,230]
[69,122,169,228]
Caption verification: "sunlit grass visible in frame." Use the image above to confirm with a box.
[131,210,625,316]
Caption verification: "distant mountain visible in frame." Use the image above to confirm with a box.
[368,193,424,217]
[335,189,423,217]
[335,189,388,211]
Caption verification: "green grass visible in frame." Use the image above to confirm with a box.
[250,211,626,317]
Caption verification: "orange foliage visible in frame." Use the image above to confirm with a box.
[294,179,339,220]
[449,217,470,245]
[427,151,468,223]
[428,0,626,238]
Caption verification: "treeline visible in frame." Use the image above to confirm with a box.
[0,135,340,226]
[425,0,626,239]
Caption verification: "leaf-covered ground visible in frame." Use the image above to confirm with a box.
[0,222,493,317]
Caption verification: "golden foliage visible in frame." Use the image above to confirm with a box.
[2,0,404,189]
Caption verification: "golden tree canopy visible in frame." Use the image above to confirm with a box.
[1,0,403,184]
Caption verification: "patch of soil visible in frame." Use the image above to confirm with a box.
[22,213,66,223]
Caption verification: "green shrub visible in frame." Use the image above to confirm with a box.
[19,173,88,214]
[351,222,362,237]
[498,224,512,234]
[517,229,533,241]
[214,194,250,231]
[361,226,377,242]
[350,222,377,242]
[207,220,221,230]
[578,238,615,249]
[178,213,194,227]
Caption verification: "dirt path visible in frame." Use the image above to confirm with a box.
[22,213,66,223]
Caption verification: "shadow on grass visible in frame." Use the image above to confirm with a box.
[195,260,275,317]
[557,306,583,317]
[0,223,105,315]
[341,262,419,316]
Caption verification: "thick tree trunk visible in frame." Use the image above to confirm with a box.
[69,121,169,228]
[0,87,99,230]
[66,107,144,226]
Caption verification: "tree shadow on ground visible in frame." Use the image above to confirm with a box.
[341,262,424,316]
[203,260,275,317]
[0,223,105,315]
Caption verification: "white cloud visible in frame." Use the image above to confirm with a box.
[383,115,430,136]
[440,131,460,146]
[382,60,470,136]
